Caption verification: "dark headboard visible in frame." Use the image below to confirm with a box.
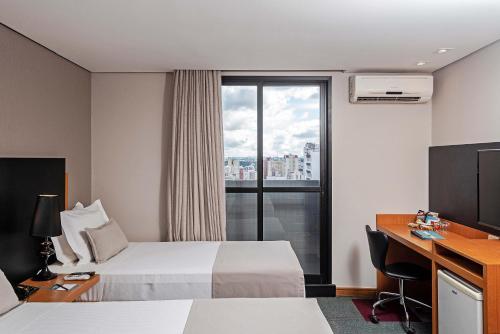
[429,142,500,235]
[0,158,65,285]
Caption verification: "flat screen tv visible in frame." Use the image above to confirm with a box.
[429,142,500,236]
[478,150,500,231]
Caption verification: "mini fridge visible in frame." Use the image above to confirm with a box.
[438,269,483,334]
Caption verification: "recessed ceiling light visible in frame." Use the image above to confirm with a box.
[436,48,454,54]
[416,61,427,66]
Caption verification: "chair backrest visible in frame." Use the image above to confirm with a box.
[365,225,388,272]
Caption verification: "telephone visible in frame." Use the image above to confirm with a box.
[14,284,39,300]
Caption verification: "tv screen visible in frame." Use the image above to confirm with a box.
[478,150,500,231]
[429,142,500,236]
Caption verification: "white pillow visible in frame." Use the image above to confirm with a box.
[61,206,108,264]
[74,199,109,222]
[51,203,83,265]
[0,270,19,315]
[51,230,78,265]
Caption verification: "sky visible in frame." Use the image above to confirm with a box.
[222,85,320,158]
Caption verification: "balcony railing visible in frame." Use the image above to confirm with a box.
[226,179,320,188]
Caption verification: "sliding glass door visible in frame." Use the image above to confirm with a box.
[222,77,331,284]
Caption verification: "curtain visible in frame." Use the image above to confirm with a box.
[165,70,226,241]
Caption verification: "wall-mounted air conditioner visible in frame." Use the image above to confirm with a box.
[349,75,433,104]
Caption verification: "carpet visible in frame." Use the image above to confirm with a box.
[352,299,422,322]
[317,297,432,334]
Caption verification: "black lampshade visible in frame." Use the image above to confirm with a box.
[30,194,62,237]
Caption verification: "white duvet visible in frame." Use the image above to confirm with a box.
[0,298,334,334]
[50,242,220,301]
[0,301,193,334]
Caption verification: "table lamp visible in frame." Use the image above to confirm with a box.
[30,194,62,281]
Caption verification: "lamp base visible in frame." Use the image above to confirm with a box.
[32,237,57,281]
[32,267,57,281]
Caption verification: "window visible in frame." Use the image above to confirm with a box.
[222,77,331,283]
[263,86,321,188]
[222,85,257,188]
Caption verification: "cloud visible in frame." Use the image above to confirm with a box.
[224,109,255,131]
[222,86,257,111]
[224,137,246,148]
[294,129,317,139]
[272,135,286,152]
[223,85,320,157]
[309,92,319,100]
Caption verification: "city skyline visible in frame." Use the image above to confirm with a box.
[224,142,320,181]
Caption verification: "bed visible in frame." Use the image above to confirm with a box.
[0,298,333,334]
[49,240,305,301]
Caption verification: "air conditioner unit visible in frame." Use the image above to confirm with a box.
[349,75,433,104]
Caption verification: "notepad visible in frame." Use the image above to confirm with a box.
[51,283,78,291]
[411,230,444,240]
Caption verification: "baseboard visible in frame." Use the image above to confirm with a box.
[305,284,336,297]
[336,287,377,298]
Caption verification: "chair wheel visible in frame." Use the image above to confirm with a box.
[369,314,379,324]
[405,326,416,334]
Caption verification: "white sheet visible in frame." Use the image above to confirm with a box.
[0,300,193,334]
[50,242,221,301]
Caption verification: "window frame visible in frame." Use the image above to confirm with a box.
[222,76,332,284]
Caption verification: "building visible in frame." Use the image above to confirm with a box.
[284,154,300,180]
[225,158,241,180]
[303,143,320,180]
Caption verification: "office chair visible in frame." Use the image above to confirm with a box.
[365,225,431,334]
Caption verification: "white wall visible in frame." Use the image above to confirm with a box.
[331,73,431,288]
[91,73,174,241]
[433,41,500,146]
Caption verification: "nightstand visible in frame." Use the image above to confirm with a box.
[20,274,100,302]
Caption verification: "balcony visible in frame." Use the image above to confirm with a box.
[226,179,320,188]
[225,179,321,275]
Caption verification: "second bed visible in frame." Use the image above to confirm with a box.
[0,298,332,334]
[50,240,305,301]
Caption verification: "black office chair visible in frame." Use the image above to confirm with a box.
[365,225,431,334]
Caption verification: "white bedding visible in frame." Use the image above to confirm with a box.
[0,300,193,334]
[50,242,221,301]
[0,299,333,334]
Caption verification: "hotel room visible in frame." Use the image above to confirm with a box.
[0,1,499,333]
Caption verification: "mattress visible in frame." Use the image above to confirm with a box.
[0,298,333,334]
[50,240,305,301]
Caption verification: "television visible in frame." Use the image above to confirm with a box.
[478,150,500,231]
[429,142,500,236]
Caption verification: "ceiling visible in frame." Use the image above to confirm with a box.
[1,0,499,72]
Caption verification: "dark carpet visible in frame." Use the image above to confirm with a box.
[352,298,422,322]
[317,297,432,334]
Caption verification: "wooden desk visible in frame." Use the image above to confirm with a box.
[21,274,99,302]
[378,220,433,258]
[376,214,500,334]
[378,215,473,259]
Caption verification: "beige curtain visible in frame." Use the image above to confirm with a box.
[165,70,226,241]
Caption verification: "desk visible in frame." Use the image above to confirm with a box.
[376,214,500,334]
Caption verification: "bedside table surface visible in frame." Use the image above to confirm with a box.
[21,274,99,302]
